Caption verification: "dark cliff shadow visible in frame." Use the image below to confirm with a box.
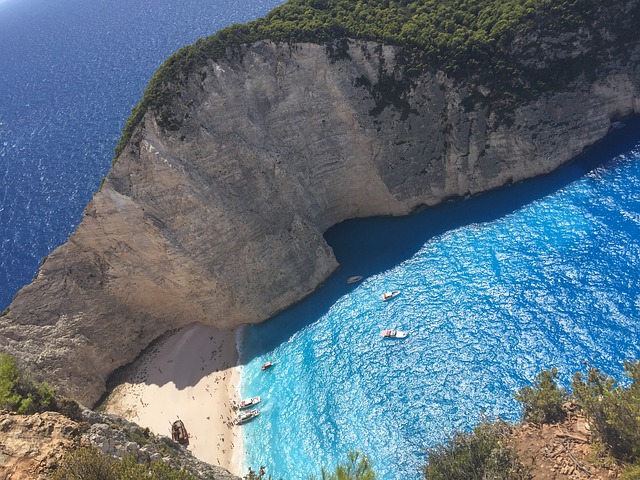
[239,115,640,362]
[101,323,238,402]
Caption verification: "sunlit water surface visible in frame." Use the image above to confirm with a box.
[240,121,640,479]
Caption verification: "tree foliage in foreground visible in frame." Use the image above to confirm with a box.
[621,464,640,480]
[315,451,375,480]
[244,465,278,480]
[0,352,55,414]
[572,361,640,463]
[245,451,374,480]
[514,367,567,424]
[51,446,196,480]
[423,420,529,480]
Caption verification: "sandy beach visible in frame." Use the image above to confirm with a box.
[101,323,244,476]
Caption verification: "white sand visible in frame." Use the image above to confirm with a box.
[101,323,244,476]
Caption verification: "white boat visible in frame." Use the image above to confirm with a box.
[261,361,274,371]
[238,396,261,409]
[236,409,259,425]
[346,275,363,284]
[381,290,400,301]
[381,329,408,339]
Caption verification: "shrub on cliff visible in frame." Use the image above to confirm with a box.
[423,420,529,480]
[621,464,640,480]
[51,446,118,480]
[572,361,640,463]
[513,367,567,424]
[0,352,55,414]
[244,466,277,479]
[314,451,375,480]
[54,395,84,421]
[0,353,83,419]
[52,446,196,480]
[245,451,375,480]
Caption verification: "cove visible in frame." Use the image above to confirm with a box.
[239,117,640,479]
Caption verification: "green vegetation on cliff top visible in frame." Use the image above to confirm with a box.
[114,0,639,158]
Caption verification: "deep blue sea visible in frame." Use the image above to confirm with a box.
[2,1,640,479]
[0,0,283,309]
[239,120,640,479]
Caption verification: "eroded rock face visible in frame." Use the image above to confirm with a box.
[0,410,240,480]
[0,411,81,480]
[1,38,638,406]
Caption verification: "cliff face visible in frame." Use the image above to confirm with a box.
[1,36,638,406]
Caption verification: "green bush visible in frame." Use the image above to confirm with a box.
[621,464,640,480]
[55,396,84,421]
[116,456,195,479]
[0,353,55,414]
[51,446,118,480]
[572,361,640,463]
[246,451,374,480]
[52,446,196,480]
[423,420,529,480]
[514,367,567,424]
[0,353,84,420]
[314,451,375,480]
[244,465,277,479]
[126,426,152,447]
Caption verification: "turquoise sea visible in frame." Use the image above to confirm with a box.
[239,120,640,479]
[2,1,640,479]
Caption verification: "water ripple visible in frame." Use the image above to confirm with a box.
[241,126,640,479]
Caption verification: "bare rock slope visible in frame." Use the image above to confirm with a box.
[1,36,639,406]
[0,409,239,480]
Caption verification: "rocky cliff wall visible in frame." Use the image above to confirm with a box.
[1,39,638,407]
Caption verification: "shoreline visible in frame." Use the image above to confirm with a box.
[101,323,244,476]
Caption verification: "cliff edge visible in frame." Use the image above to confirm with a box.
[1,1,639,406]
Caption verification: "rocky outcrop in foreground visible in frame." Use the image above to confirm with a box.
[0,402,619,480]
[0,408,239,480]
[1,29,639,405]
[511,402,622,479]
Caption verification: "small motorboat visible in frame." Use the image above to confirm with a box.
[171,419,189,445]
[239,396,261,409]
[381,290,400,301]
[346,275,363,284]
[262,361,274,371]
[381,329,408,339]
[236,409,259,425]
